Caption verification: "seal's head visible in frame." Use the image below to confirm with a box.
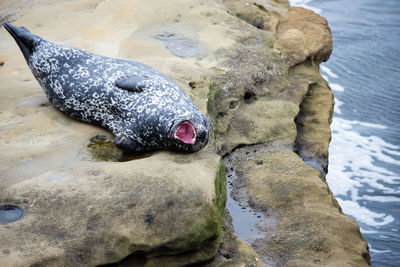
[167,114,210,152]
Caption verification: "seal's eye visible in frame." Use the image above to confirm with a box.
[175,121,196,144]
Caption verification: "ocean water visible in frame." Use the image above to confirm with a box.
[290,0,400,266]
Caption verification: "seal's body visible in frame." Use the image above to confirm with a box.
[4,23,209,152]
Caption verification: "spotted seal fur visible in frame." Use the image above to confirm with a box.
[4,23,210,153]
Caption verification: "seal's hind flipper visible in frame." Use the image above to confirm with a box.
[3,23,39,63]
[115,75,150,92]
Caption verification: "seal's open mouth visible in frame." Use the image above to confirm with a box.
[175,121,196,144]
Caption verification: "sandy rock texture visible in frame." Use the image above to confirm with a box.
[275,7,333,66]
[1,153,223,266]
[0,0,229,265]
[0,0,370,266]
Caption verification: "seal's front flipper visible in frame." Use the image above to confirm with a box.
[114,134,135,150]
[114,134,147,153]
[115,75,150,93]
[3,23,38,63]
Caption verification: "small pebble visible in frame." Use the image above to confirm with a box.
[255,159,263,165]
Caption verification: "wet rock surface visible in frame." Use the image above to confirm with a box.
[225,145,370,266]
[0,0,370,266]
[154,32,208,58]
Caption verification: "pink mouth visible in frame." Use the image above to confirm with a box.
[175,121,196,144]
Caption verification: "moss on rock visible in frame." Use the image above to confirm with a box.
[214,159,227,228]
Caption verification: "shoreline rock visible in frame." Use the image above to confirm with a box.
[0,0,370,266]
[207,2,370,266]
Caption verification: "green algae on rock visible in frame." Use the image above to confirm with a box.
[214,159,228,230]
[85,134,153,162]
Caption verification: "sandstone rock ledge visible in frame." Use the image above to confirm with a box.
[0,0,370,266]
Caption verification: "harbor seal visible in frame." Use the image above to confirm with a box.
[3,23,210,153]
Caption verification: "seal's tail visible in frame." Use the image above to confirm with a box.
[3,23,39,63]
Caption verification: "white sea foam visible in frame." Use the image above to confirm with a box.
[334,97,343,114]
[363,195,400,203]
[321,65,338,78]
[327,117,400,227]
[330,83,344,92]
[360,227,378,234]
[337,199,395,226]
[355,121,387,129]
[369,244,392,254]
[288,0,322,14]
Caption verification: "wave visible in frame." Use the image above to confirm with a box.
[288,0,322,13]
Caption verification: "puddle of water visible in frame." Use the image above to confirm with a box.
[223,146,282,267]
[0,205,24,223]
[85,134,152,162]
[154,32,208,58]
[129,23,209,59]
[224,161,265,242]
